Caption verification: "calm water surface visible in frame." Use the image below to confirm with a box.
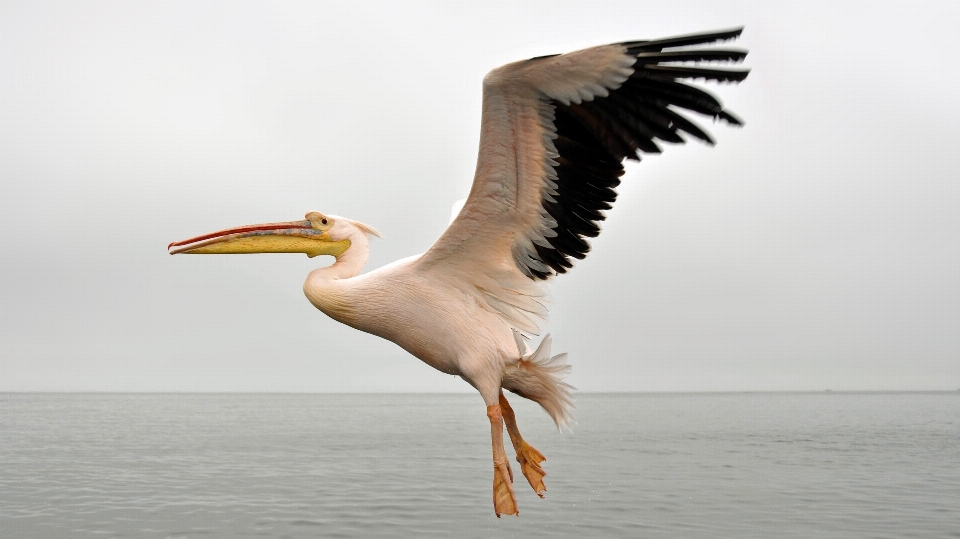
[2,393,958,538]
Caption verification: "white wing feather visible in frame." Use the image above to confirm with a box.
[416,45,636,334]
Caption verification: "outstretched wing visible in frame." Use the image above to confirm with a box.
[417,28,749,333]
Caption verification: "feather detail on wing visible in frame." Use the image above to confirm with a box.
[418,28,749,334]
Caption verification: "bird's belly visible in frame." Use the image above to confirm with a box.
[358,305,468,376]
[341,283,504,377]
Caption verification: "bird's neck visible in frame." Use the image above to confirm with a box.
[319,232,370,281]
[302,231,370,322]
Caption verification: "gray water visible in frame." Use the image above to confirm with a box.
[1,393,958,538]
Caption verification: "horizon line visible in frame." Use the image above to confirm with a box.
[2,389,959,395]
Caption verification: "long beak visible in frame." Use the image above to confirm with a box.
[168,219,350,258]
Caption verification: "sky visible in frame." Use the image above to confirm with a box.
[1,1,958,392]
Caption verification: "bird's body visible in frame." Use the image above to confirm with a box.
[170,28,749,516]
[306,251,512,379]
[301,225,569,423]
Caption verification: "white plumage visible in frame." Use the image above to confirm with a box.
[169,28,749,516]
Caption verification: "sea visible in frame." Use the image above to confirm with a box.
[1,393,958,538]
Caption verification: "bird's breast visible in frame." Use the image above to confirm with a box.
[303,279,360,328]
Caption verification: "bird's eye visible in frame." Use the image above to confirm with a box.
[321,218,328,225]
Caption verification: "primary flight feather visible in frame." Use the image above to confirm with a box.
[169,27,750,516]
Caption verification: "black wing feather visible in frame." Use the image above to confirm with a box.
[634,49,748,64]
[622,27,745,53]
[528,28,749,280]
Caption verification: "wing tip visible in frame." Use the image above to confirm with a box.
[621,26,745,53]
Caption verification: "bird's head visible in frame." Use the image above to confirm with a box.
[168,211,381,258]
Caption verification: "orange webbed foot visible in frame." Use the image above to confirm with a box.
[492,457,518,517]
[516,441,547,497]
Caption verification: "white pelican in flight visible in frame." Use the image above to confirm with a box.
[170,28,749,516]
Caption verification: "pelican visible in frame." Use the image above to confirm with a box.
[169,28,749,516]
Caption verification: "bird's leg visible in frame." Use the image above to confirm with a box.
[499,391,548,498]
[487,404,518,517]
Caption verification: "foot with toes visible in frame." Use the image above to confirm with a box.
[516,441,547,497]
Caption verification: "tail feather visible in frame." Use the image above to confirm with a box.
[502,332,575,431]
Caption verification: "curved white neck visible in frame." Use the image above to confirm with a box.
[313,229,370,282]
[302,228,371,323]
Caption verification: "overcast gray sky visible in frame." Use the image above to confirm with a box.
[2,1,958,392]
